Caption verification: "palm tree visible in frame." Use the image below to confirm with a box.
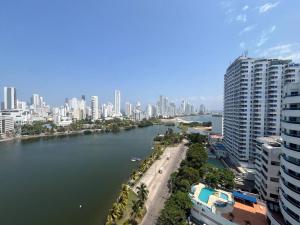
[130,199,142,220]
[105,215,114,225]
[137,183,149,204]
[110,203,121,220]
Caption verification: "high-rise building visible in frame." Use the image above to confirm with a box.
[31,94,41,107]
[91,96,99,121]
[125,102,132,117]
[3,87,17,110]
[199,104,206,114]
[0,115,14,134]
[280,82,300,225]
[114,90,121,117]
[146,104,153,118]
[211,114,223,135]
[223,56,293,164]
[254,136,281,203]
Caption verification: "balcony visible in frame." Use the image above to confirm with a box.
[279,200,300,224]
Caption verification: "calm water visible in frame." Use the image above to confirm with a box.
[207,158,226,169]
[0,125,171,225]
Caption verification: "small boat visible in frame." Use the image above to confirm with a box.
[131,157,141,162]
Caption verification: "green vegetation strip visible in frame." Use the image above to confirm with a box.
[157,133,235,225]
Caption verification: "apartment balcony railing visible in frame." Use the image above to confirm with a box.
[283,107,300,110]
[282,154,300,166]
[281,177,300,195]
[281,119,300,124]
[283,144,300,152]
[281,166,300,181]
[279,200,300,223]
[282,131,300,138]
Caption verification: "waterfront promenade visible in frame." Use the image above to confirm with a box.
[135,140,188,225]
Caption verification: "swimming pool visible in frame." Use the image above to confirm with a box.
[199,188,216,203]
[220,192,229,201]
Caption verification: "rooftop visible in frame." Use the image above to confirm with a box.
[222,201,267,225]
[190,183,267,225]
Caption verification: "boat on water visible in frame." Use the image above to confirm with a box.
[131,157,141,162]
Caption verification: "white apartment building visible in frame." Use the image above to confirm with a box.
[283,63,300,85]
[224,56,292,164]
[280,82,300,225]
[254,136,281,203]
[114,90,121,117]
[91,96,99,121]
[212,114,223,135]
[146,104,152,118]
[0,115,14,134]
[125,102,132,117]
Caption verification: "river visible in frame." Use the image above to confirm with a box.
[0,125,172,225]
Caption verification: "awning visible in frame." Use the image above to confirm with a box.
[232,191,257,203]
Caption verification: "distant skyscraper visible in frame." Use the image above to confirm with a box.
[91,96,99,121]
[158,95,169,116]
[31,94,41,107]
[3,87,17,110]
[125,102,132,117]
[199,104,206,114]
[146,104,152,118]
[114,90,121,117]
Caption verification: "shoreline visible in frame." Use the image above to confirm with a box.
[0,125,145,144]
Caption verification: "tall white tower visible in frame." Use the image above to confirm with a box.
[91,96,99,121]
[114,90,121,117]
[280,81,300,225]
[3,87,17,110]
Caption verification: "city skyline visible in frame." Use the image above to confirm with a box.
[1,1,300,110]
[0,85,210,112]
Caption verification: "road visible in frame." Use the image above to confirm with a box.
[135,140,188,225]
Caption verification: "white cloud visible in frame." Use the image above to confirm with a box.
[257,36,269,47]
[257,43,300,62]
[270,25,276,32]
[236,14,247,23]
[256,25,277,47]
[258,2,280,13]
[242,5,249,11]
[226,8,235,15]
[220,1,232,9]
[239,25,256,35]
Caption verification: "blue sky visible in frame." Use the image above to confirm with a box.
[1,0,300,110]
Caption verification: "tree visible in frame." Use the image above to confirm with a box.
[110,203,122,220]
[205,171,219,189]
[130,199,142,222]
[175,179,191,192]
[178,166,200,184]
[185,143,207,169]
[219,169,235,190]
[137,183,149,204]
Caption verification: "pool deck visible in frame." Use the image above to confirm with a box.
[190,183,234,213]
[190,183,267,225]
